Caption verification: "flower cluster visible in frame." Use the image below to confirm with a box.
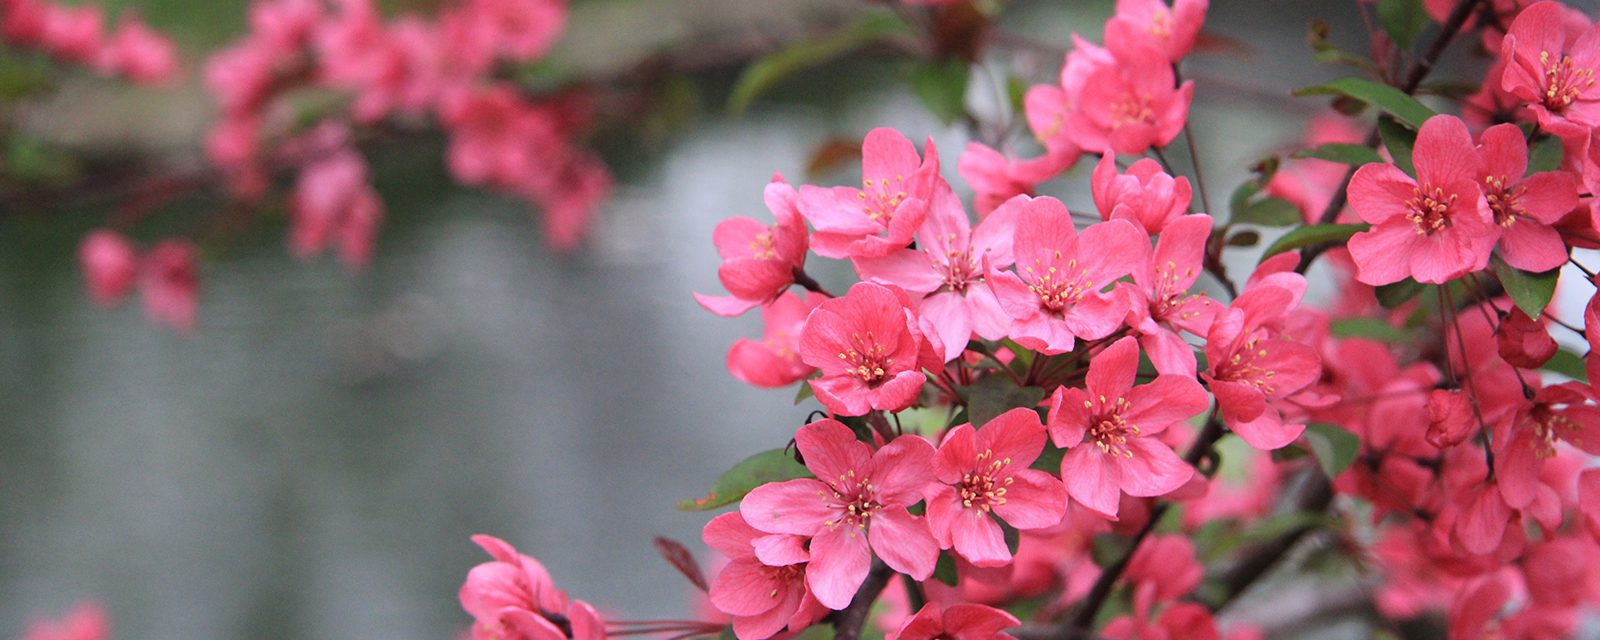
[0,0,176,84]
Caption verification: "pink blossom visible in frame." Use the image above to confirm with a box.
[853,185,1020,362]
[465,0,566,62]
[1090,155,1193,234]
[1065,45,1193,155]
[740,419,939,609]
[1049,337,1205,518]
[1500,1,1600,129]
[798,128,942,259]
[988,197,1148,354]
[1476,123,1580,272]
[1103,0,1209,63]
[290,147,384,270]
[22,602,108,640]
[40,3,101,64]
[1495,307,1557,368]
[1426,388,1477,449]
[459,535,606,640]
[139,239,199,331]
[926,408,1067,566]
[1495,382,1600,508]
[702,512,826,640]
[695,176,809,318]
[78,230,138,306]
[726,292,822,388]
[1580,468,1600,544]
[1122,213,1218,376]
[797,282,936,416]
[1102,602,1218,640]
[1024,35,1109,157]
[1347,115,1496,285]
[1201,280,1321,450]
[96,15,177,84]
[956,142,1076,215]
[890,603,1019,640]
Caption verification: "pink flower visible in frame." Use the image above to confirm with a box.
[1065,45,1193,155]
[798,128,942,259]
[1475,123,1580,272]
[1346,115,1496,285]
[694,176,809,318]
[1426,388,1477,448]
[956,142,1076,215]
[1048,337,1205,518]
[459,535,606,640]
[1579,468,1600,544]
[1122,214,1219,376]
[853,185,1020,361]
[40,3,102,64]
[139,239,199,331]
[78,229,138,306]
[1495,306,1557,368]
[988,197,1148,354]
[22,602,108,640]
[726,292,822,388]
[96,15,177,84]
[925,408,1067,566]
[797,282,936,416]
[702,512,827,640]
[1500,1,1600,129]
[1495,382,1600,508]
[890,603,1019,640]
[1201,281,1321,450]
[1103,0,1209,63]
[1124,534,1203,605]
[1024,36,1109,157]
[1102,602,1218,640]
[465,0,566,61]
[1091,155,1193,234]
[290,147,384,270]
[740,420,939,609]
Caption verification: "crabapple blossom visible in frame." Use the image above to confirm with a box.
[799,128,942,259]
[695,176,809,318]
[725,291,823,388]
[1090,155,1193,234]
[926,408,1068,566]
[702,512,827,640]
[890,603,1019,640]
[797,282,939,415]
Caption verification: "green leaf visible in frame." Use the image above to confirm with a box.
[1376,278,1424,309]
[1492,257,1559,318]
[932,551,959,586]
[1303,423,1361,479]
[793,381,814,405]
[1378,0,1429,49]
[728,14,913,114]
[1232,197,1303,227]
[1293,143,1384,166]
[1330,317,1411,342]
[1543,348,1588,382]
[1293,77,1436,128]
[1227,230,1261,247]
[912,59,970,124]
[1229,180,1263,217]
[678,449,811,511]
[1259,223,1369,260]
[1378,116,1417,176]
[1528,134,1565,174]
[1308,20,1381,74]
[961,375,1045,428]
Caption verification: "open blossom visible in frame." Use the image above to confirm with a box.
[95,14,177,83]
[695,176,808,318]
[78,230,138,306]
[1495,382,1600,509]
[926,408,1067,566]
[799,128,942,259]
[22,603,108,640]
[1500,0,1600,129]
[891,603,1019,640]
[1103,0,1208,63]
[140,239,200,332]
[1122,214,1219,376]
[1025,35,1109,157]
[459,535,606,640]
[725,292,822,388]
[1346,115,1496,285]
[290,147,384,270]
[989,197,1148,355]
[740,419,938,609]
[1475,123,1580,272]
[854,185,1020,362]
[956,142,1076,216]
[1201,280,1320,450]
[798,282,937,416]
[1065,44,1193,155]
[1090,155,1192,234]
[1049,337,1206,519]
[702,512,827,640]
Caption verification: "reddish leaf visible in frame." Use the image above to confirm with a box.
[653,536,708,592]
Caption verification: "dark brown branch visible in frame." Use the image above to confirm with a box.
[831,561,895,640]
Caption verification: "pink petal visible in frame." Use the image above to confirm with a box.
[869,509,939,580]
[807,527,872,610]
[948,508,1011,567]
[1061,446,1122,518]
[1087,336,1140,401]
[1115,438,1194,497]
[740,478,835,536]
[795,419,873,488]
[711,559,787,616]
[993,468,1068,529]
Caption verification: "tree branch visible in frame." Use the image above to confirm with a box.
[831,561,895,640]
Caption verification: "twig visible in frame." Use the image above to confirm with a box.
[832,561,895,640]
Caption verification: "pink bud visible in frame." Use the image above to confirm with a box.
[1425,389,1475,449]
[78,230,138,306]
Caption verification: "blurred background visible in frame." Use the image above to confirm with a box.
[1,0,1580,637]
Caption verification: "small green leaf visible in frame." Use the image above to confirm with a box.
[1293,143,1384,166]
[961,375,1045,428]
[1259,223,1369,260]
[1293,77,1436,128]
[1030,442,1066,473]
[1376,278,1424,309]
[794,381,814,405]
[1543,349,1588,382]
[1308,20,1381,74]
[1528,134,1565,174]
[728,14,913,114]
[1229,180,1263,217]
[932,551,959,586]
[1492,257,1559,318]
[1330,317,1411,342]
[1233,197,1303,227]
[912,59,969,124]
[1377,0,1429,49]
[1227,230,1261,247]
[1303,422,1361,479]
[678,449,811,511]
[1378,116,1417,176]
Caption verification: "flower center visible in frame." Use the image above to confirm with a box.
[935,242,981,293]
[1530,404,1583,459]
[1110,92,1155,130]
[822,471,880,530]
[837,331,894,386]
[857,176,908,224]
[1405,185,1456,236]
[1540,50,1595,110]
[1148,11,1172,40]
[1023,252,1093,315]
[747,230,778,260]
[1087,396,1139,457]
[1151,259,1199,322]
[1482,175,1529,227]
[1213,337,1279,396]
[958,448,1013,512]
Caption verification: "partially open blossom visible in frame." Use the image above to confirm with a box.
[22,603,108,640]
[702,512,826,640]
[1049,337,1207,518]
[1475,123,1580,272]
[290,147,384,270]
[1123,214,1219,376]
[926,408,1067,566]
[1202,280,1321,450]
[1347,115,1496,285]
[740,419,938,609]
[1065,44,1193,155]
[1496,307,1558,368]
[890,603,1019,640]
[726,292,823,388]
[95,14,177,83]
[956,142,1076,216]
[798,282,937,415]
[695,176,808,318]
[1426,388,1478,449]
[1500,1,1600,129]
[799,128,942,259]
[78,230,138,306]
[1091,155,1193,234]
[139,239,200,332]
[1103,0,1209,63]
[459,535,606,640]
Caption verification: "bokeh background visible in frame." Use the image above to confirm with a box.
[4,0,1593,638]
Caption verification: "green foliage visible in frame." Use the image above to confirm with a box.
[678,448,811,511]
[1294,143,1384,166]
[1543,349,1588,382]
[728,13,914,114]
[1330,317,1411,342]
[1528,134,1565,174]
[1378,0,1430,49]
[960,375,1045,428]
[1376,278,1424,309]
[1232,197,1302,227]
[1303,423,1361,479]
[1492,257,1559,318]
[912,59,970,124]
[1378,116,1418,176]
[1293,78,1436,128]
[1227,230,1261,247]
[1259,223,1369,260]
